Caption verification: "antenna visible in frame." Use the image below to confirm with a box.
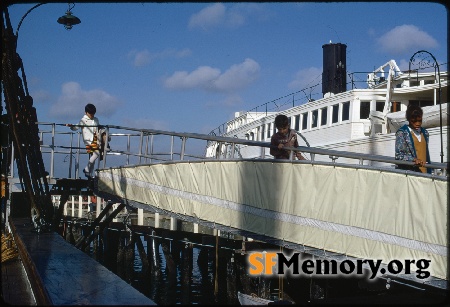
[327,25,341,43]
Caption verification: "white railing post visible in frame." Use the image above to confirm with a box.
[68,132,74,178]
[180,137,186,160]
[138,131,144,164]
[101,126,109,168]
[144,134,150,164]
[71,196,75,216]
[138,208,144,225]
[150,134,154,163]
[76,132,81,178]
[96,198,102,218]
[127,135,131,165]
[154,212,160,228]
[78,195,83,218]
[170,136,174,160]
[170,217,177,230]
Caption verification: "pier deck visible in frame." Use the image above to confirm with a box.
[7,217,156,305]
[1,254,36,305]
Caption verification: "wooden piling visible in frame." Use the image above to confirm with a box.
[124,232,135,282]
[134,233,150,274]
[146,231,160,276]
[181,240,193,304]
[161,239,177,275]
[227,253,238,304]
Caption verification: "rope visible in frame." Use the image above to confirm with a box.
[1,233,19,263]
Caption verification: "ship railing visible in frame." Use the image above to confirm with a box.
[6,122,447,185]
[207,64,448,138]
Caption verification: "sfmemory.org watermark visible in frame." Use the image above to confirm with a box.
[247,252,431,279]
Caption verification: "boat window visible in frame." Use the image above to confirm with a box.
[360,101,370,119]
[250,132,254,140]
[245,133,249,140]
[311,110,318,128]
[332,104,339,123]
[302,113,308,130]
[321,107,327,126]
[409,100,434,107]
[273,122,276,135]
[376,101,384,112]
[261,125,265,140]
[410,80,420,87]
[267,123,272,138]
[342,101,350,121]
[424,79,435,85]
[294,115,300,131]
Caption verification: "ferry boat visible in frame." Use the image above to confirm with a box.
[205,43,448,168]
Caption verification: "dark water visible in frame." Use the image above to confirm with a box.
[80,224,448,306]
[95,236,233,305]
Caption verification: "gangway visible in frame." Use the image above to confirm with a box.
[3,123,447,292]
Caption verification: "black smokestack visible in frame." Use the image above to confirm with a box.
[322,43,347,96]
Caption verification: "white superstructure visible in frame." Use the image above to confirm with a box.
[206,49,448,166]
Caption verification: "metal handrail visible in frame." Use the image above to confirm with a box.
[6,122,445,184]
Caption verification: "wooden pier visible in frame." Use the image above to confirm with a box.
[4,217,156,305]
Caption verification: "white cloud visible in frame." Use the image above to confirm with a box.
[377,25,438,54]
[163,58,260,92]
[129,50,151,67]
[128,48,192,67]
[188,3,272,30]
[49,82,122,121]
[188,3,226,30]
[164,66,221,90]
[288,67,323,91]
[215,58,261,91]
[30,89,52,104]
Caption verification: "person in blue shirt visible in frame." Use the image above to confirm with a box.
[394,105,431,173]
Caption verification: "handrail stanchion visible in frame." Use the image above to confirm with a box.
[68,132,74,178]
[127,135,131,165]
[138,131,144,165]
[180,137,186,161]
[144,134,150,164]
[101,126,109,169]
[75,132,81,178]
[217,142,222,160]
[150,134,154,163]
[170,135,174,160]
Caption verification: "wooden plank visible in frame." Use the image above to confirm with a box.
[9,217,156,305]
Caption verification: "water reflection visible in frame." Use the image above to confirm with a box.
[97,236,230,305]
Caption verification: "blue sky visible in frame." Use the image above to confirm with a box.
[5,2,448,135]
